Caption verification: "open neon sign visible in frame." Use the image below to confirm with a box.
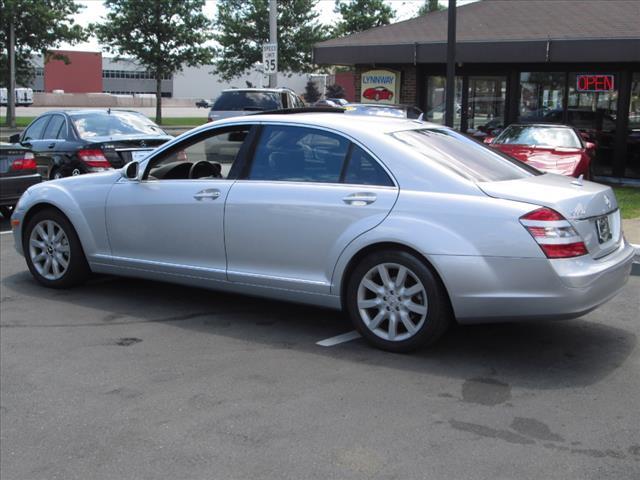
[576,74,615,92]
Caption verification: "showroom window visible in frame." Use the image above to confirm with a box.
[627,72,640,179]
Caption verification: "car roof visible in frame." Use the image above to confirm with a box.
[209,111,430,136]
[345,103,417,110]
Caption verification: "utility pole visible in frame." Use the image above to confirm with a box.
[444,0,456,128]
[268,0,277,88]
[7,19,16,128]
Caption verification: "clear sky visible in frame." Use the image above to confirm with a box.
[64,0,477,52]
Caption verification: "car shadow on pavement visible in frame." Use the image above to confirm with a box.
[1,269,637,391]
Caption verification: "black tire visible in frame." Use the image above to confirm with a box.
[0,206,12,218]
[345,250,451,353]
[23,208,90,289]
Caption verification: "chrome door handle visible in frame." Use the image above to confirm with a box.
[342,192,377,206]
[193,188,221,201]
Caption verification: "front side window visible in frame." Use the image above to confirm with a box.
[146,126,252,181]
[494,125,581,148]
[392,128,541,182]
[22,116,50,141]
[248,125,349,183]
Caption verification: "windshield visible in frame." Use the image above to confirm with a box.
[392,128,541,182]
[212,91,279,111]
[494,125,581,148]
[71,111,165,139]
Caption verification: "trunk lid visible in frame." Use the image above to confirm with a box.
[87,136,172,168]
[479,173,622,259]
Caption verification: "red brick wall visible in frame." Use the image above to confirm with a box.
[354,65,418,105]
[333,71,356,101]
[44,51,103,93]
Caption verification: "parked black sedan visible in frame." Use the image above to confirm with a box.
[0,142,41,218]
[9,110,173,179]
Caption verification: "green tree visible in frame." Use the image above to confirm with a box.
[332,0,395,37]
[326,83,345,99]
[1,0,86,123]
[418,0,445,16]
[214,0,326,80]
[92,0,215,123]
[303,79,321,103]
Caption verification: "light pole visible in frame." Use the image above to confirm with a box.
[444,0,456,128]
[7,19,16,128]
[268,0,277,88]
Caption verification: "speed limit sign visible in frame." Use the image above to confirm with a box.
[262,43,278,74]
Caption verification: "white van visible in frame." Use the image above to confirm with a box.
[0,88,33,106]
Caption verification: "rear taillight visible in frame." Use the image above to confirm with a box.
[520,207,588,259]
[77,149,111,168]
[11,152,37,171]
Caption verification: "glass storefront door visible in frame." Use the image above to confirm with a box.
[519,72,565,122]
[425,75,505,137]
[465,76,506,138]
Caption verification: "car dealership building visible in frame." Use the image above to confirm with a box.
[313,0,640,180]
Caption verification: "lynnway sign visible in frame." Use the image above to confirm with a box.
[360,69,400,104]
[263,43,278,74]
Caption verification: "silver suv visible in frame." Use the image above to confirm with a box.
[208,88,305,122]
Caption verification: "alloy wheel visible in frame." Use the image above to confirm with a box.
[356,262,428,342]
[29,220,70,281]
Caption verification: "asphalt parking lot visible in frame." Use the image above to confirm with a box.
[1,217,639,480]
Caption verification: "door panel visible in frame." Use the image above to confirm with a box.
[224,181,398,293]
[106,179,232,280]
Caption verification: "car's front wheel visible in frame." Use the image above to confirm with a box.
[23,209,90,288]
[346,250,451,352]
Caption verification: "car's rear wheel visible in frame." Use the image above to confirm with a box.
[50,167,63,180]
[346,251,451,352]
[23,209,90,288]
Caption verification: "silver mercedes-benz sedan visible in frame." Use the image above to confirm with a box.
[10,112,635,352]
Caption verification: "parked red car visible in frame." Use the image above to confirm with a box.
[484,124,595,178]
[362,86,394,101]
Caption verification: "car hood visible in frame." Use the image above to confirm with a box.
[493,144,582,175]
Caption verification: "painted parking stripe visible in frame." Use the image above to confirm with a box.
[316,330,362,347]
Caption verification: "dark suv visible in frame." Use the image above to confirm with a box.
[208,88,305,122]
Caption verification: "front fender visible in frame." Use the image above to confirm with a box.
[14,173,119,260]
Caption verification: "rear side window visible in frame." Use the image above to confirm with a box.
[344,145,394,186]
[22,116,50,141]
[212,91,280,111]
[392,128,541,182]
[248,125,349,183]
[43,115,66,139]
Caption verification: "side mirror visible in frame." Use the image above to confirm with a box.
[483,136,495,145]
[585,141,596,150]
[9,133,20,144]
[124,161,139,180]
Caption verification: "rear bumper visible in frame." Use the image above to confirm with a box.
[0,174,42,206]
[431,241,635,324]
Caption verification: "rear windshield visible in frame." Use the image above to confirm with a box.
[71,111,165,139]
[392,128,541,182]
[212,91,279,111]
[494,125,581,148]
